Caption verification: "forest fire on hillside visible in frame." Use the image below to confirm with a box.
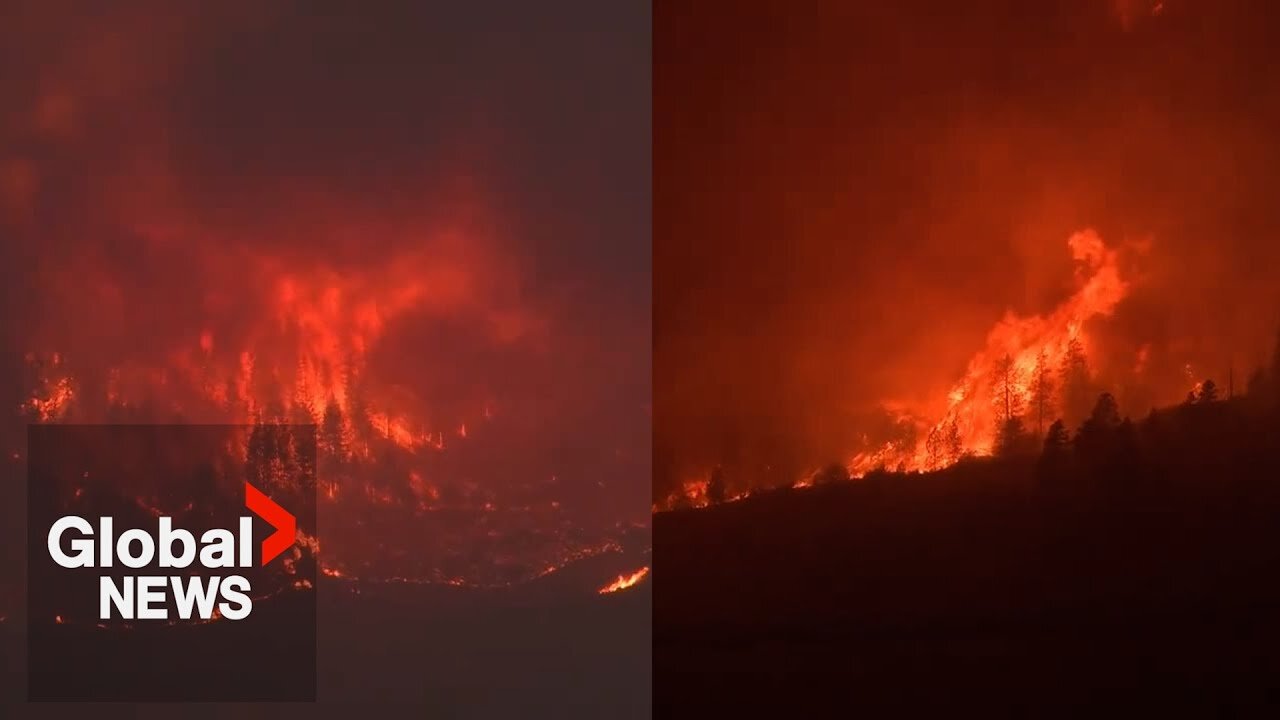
[9,189,645,598]
[0,0,651,627]
[656,229,1146,511]
[23,244,515,456]
[654,0,1280,518]
[842,229,1131,476]
[18,276,638,590]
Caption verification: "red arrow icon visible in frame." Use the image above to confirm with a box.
[245,482,296,566]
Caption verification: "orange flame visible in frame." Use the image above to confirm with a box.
[848,229,1131,476]
[598,566,649,594]
[653,476,710,512]
[20,250,508,459]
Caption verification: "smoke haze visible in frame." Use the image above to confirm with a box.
[0,1,650,540]
[656,0,1280,497]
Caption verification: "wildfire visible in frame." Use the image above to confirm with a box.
[653,228,1139,515]
[1,3,648,614]
[653,476,708,512]
[678,478,709,507]
[847,230,1130,475]
[20,244,519,462]
[650,233,1141,512]
[598,566,649,594]
[652,469,757,512]
[14,247,644,594]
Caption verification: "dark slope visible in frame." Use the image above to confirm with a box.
[656,398,1280,715]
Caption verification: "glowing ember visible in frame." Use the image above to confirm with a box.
[22,375,74,422]
[598,566,649,594]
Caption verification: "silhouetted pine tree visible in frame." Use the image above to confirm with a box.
[1035,418,1073,488]
[707,466,727,504]
[343,352,373,451]
[292,424,317,490]
[1043,419,1070,454]
[1028,349,1055,436]
[995,415,1034,457]
[1074,392,1125,472]
[992,353,1024,428]
[925,425,945,470]
[1196,379,1219,403]
[1087,392,1121,428]
[1059,337,1091,429]
[319,399,348,498]
[320,399,347,458]
[945,418,963,462]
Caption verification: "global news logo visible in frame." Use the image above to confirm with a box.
[44,481,296,621]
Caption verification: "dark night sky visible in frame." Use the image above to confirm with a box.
[0,1,651,521]
[656,0,1280,496]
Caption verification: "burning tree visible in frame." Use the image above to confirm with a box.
[925,425,945,470]
[798,230,1133,481]
[319,399,349,458]
[1028,349,1055,436]
[992,353,1025,428]
[991,354,1035,457]
[318,399,349,498]
[944,418,963,463]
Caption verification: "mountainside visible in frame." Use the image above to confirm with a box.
[656,393,1280,713]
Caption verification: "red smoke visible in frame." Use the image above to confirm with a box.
[1,1,650,598]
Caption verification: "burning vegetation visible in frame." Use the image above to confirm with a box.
[14,250,644,592]
[598,566,650,594]
[2,105,648,610]
[844,229,1129,477]
[0,1,651,625]
[656,228,1274,513]
[654,0,1280,518]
